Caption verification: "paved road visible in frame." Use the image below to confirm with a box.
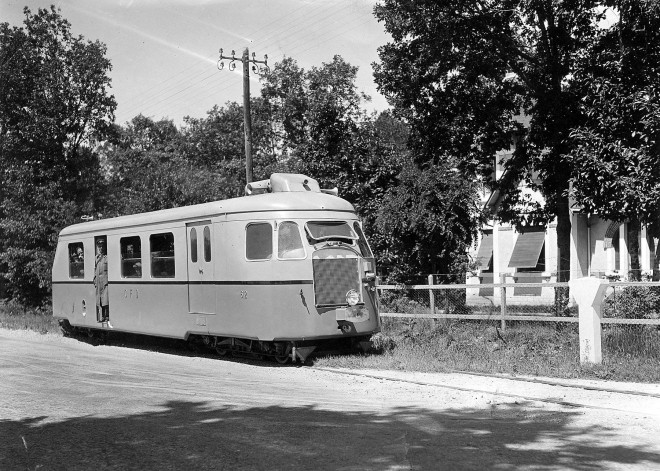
[2,329,660,470]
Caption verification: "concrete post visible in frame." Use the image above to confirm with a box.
[500,273,507,331]
[568,277,608,364]
[428,275,436,328]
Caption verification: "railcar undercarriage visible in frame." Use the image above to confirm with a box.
[59,319,372,364]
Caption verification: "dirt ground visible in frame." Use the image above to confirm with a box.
[2,328,660,470]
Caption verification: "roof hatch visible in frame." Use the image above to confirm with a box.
[245,173,338,196]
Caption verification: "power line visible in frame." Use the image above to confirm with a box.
[115,3,383,124]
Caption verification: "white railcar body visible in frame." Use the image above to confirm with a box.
[52,174,379,361]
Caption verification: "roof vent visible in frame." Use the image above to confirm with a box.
[246,173,336,195]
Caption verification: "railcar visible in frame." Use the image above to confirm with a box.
[52,173,380,363]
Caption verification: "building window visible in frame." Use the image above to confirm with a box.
[68,242,84,279]
[508,228,545,270]
[150,233,175,278]
[278,222,305,259]
[246,223,272,260]
[120,236,142,278]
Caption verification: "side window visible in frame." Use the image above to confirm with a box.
[278,222,305,259]
[246,223,272,260]
[120,236,142,278]
[204,226,212,262]
[150,232,175,278]
[190,228,198,263]
[68,242,84,279]
[353,222,374,258]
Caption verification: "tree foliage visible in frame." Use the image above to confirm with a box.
[377,158,481,282]
[0,7,115,305]
[373,0,634,281]
[568,1,660,224]
[261,57,411,278]
[0,4,415,303]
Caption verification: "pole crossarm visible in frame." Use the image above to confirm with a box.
[218,48,270,75]
[216,47,269,184]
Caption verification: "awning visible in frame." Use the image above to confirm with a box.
[508,228,545,268]
[475,232,493,269]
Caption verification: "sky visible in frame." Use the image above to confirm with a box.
[1,0,392,126]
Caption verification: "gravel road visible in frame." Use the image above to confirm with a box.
[2,328,660,470]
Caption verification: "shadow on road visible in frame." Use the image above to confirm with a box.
[2,399,659,470]
[70,330,348,367]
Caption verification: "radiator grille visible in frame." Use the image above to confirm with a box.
[313,258,360,306]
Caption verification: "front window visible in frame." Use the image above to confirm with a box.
[246,223,272,260]
[353,222,373,258]
[305,221,358,243]
[278,222,305,259]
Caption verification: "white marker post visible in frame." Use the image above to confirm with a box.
[568,277,609,364]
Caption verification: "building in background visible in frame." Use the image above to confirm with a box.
[467,143,659,306]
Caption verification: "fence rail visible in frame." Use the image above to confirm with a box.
[376,280,660,327]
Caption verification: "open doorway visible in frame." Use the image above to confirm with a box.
[94,236,109,323]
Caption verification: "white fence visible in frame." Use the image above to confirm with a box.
[376,278,660,364]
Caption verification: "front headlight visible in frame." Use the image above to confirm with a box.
[346,289,360,306]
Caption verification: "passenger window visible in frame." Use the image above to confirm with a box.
[150,232,175,278]
[120,236,142,278]
[353,222,374,258]
[278,222,305,259]
[204,226,212,262]
[68,242,84,278]
[190,228,198,263]
[246,223,272,260]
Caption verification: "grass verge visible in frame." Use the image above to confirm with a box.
[0,301,60,334]
[314,318,660,383]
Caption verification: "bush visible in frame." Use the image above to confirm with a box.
[602,286,660,319]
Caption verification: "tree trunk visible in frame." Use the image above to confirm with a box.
[555,193,571,315]
[628,220,641,280]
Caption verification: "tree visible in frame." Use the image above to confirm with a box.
[377,157,481,283]
[261,55,371,193]
[568,1,660,276]
[0,7,115,305]
[103,115,229,216]
[373,1,621,283]
[181,100,279,199]
[261,57,413,277]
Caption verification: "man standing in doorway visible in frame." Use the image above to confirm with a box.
[94,238,109,323]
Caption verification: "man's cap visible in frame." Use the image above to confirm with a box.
[96,239,105,245]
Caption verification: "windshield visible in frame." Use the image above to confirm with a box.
[305,221,358,242]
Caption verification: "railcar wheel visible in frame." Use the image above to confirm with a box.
[215,346,229,356]
[275,355,289,364]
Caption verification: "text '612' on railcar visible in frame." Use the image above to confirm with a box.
[52,173,380,363]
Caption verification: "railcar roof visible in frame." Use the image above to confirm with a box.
[59,192,355,237]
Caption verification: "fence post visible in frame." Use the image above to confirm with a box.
[568,277,608,364]
[428,274,436,328]
[500,273,507,331]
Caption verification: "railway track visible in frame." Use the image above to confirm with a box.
[311,366,660,415]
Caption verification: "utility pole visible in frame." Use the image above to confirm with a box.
[218,48,269,184]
